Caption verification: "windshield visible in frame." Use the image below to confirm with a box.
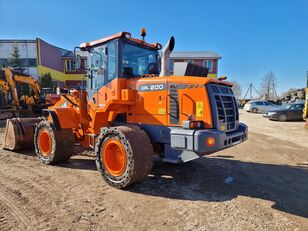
[281,104,292,109]
[122,43,159,77]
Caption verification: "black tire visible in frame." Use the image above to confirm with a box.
[34,120,75,164]
[252,108,258,113]
[278,114,287,121]
[95,125,153,189]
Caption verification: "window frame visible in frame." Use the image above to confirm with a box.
[203,60,214,72]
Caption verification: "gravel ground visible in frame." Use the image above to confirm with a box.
[0,110,307,231]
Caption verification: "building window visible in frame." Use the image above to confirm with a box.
[27,58,37,67]
[0,58,37,67]
[66,59,74,71]
[82,59,87,69]
[184,60,194,64]
[0,58,8,66]
[204,60,214,72]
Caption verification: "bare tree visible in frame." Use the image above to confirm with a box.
[231,80,242,98]
[260,71,278,100]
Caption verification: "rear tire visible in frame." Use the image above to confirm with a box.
[34,120,75,164]
[95,125,153,189]
[252,108,258,113]
[278,114,287,121]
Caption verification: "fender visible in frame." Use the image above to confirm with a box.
[43,108,80,129]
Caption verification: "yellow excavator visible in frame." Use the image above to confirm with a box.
[0,79,9,95]
[0,67,47,119]
[0,74,19,119]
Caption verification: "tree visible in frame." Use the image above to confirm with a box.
[259,71,278,100]
[7,45,24,73]
[39,73,53,88]
[231,80,242,98]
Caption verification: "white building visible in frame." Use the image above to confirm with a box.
[0,40,38,78]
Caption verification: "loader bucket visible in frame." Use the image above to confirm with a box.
[3,118,43,150]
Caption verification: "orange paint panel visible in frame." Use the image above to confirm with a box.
[54,107,80,129]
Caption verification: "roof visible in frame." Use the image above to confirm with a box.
[80,32,161,50]
[59,48,74,58]
[170,51,221,59]
[0,39,36,43]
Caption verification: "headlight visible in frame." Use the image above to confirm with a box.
[267,112,277,116]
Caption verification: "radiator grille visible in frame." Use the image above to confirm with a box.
[208,84,239,132]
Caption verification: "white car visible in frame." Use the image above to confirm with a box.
[244,100,278,113]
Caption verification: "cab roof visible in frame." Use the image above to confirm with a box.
[80,32,162,50]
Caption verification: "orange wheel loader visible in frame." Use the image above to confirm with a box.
[3,30,248,188]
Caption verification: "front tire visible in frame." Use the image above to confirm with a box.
[95,125,153,189]
[34,120,75,164]
[278,114,287,121]
[252,108,258,113]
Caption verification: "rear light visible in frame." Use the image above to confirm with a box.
[206,137,215,147]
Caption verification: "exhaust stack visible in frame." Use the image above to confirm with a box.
[160,36,175,76]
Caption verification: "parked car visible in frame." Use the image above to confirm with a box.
[244,100,278,113]
[263,103,305,121]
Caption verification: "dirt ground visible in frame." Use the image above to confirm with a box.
[0,110,307,231]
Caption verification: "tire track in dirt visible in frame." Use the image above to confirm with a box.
[0,189,29,230]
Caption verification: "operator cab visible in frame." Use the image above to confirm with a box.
[78,32,162,97]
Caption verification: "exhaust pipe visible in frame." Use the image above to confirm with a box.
[160,36,175,76]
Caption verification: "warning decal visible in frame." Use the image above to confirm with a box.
[196,101,203,117]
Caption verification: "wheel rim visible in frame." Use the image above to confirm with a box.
[102,139,127,176]
[38,130,52,156]
[280,115,287,121]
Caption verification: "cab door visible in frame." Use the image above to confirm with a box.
[87,45,107,101]
[87,41,118,107]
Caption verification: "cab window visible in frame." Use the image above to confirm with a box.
[107,42,116,82]
[90,46,106,89]
[122,43,159,77]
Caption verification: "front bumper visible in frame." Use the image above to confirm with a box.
[263,112,278,120]
[170,123,248,158]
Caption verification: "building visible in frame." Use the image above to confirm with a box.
[0,39,86,88]
[169,51,221,78]
[0,39,38,77]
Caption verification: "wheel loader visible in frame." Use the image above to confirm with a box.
[3,30,248,188]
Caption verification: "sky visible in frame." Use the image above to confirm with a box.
[1,0,308,94]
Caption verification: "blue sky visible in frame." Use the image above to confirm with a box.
[1,0,308,94]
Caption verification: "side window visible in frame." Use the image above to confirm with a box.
[256,102,263,106]
[290,105,296,110]
[90,46,106,89]
[264,102,270,106]
[107,42,116,82]
[294,104,304,110]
